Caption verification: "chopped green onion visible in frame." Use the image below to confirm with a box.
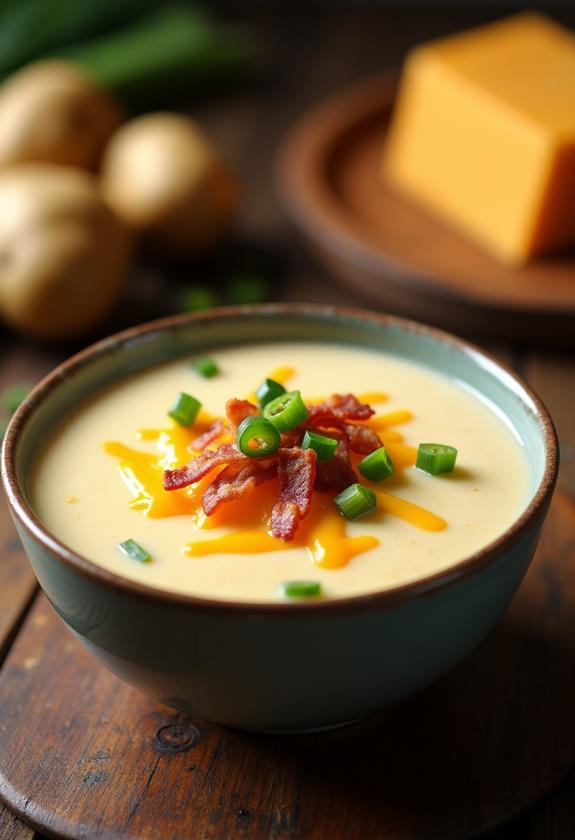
[334,483,376,520]
[168,392,202,427]
[226,274,268,304]
[1,382,32,414]
[358,446,395,481]
[302,430,337,462]
[416,443,458,475]
[237,416,281,458]
[256,377,286,408]
[118,539,152,564]
[191,357,219,378]
[278,580,322,599]
[179,285,218,313]
[263,390,309,432]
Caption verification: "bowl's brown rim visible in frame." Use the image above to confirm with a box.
[275,71,575,314]
[1,304,559,615]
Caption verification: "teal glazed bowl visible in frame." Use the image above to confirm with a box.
[1,305,559,733]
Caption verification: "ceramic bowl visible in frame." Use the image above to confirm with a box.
[1,305,558,733]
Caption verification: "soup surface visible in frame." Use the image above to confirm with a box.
[32,342,529,602]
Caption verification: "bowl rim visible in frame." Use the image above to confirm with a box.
[1,303,559,614]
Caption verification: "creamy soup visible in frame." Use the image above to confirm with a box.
[32,342,529,602]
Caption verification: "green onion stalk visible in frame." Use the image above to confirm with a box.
[51,5,252,109]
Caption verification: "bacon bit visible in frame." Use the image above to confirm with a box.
[306,393,381,458]
[281,428,304,448]
[311,393,375,421]
[163,443,244,490]
[190,419,225,451]
[202,460,277,515]
[226,398,258,430]
[344,423,382,455]
[271,448,317,541]
[314,435,356,492]
[305,410,346,434]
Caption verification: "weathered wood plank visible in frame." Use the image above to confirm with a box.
[0,501,36,662]
[0,344,59,662]
[518,351,575,839]
[524,352,575,499]
[0,347,46,835]
[0,804,36,839]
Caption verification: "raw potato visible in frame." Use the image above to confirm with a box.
[0,165,131,341]
[0,61,122,169]
[101,113,238,253]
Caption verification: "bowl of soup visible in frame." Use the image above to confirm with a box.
[1,305,558,732]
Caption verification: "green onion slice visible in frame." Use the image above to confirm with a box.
[256,377,286,408]
[180,285,218,312]
[263,390,309,432]
[191,357,219,378]
[237,416,281,458]
[118,539,152,564]
[334,483,377,520]
[226,274,268,305]
[278,580,322,599]
[168,392,202,427]
[416,443,458,475]
[302,430,337,462]
[1,382,32,414]
[358,446,395,481]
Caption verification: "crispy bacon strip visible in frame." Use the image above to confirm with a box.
[305,410,346,433]
[305,417,381,457]
[163,444,243,490]
[271,448,316,541]
[226,398,258,430]
[307,393,381,456]
[281,427,304,448]
[190,419,225,452]
[310,393,375,421]
[344,423,382,454]
[202,461,277,515]
[314,435,356,492]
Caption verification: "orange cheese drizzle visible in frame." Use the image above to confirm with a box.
[375,492,446,532]
[104,367,446,570]
[185,490,379,570]
[367,410,414,430]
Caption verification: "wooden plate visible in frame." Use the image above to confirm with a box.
[277,74,575,346]
[1,491,575,839]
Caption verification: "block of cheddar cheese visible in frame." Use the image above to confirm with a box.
[383,13,575,266]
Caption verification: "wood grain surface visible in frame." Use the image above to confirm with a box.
[0,8,574,839]
[0,492,574,840]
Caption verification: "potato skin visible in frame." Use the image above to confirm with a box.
[0,165,131,340]
[0,61,122,170]
[101,113,238,253]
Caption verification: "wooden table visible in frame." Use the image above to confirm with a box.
[1,8,574,838]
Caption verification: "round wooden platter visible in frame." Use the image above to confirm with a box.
[1,491,575,840]
[276,74,575,347]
